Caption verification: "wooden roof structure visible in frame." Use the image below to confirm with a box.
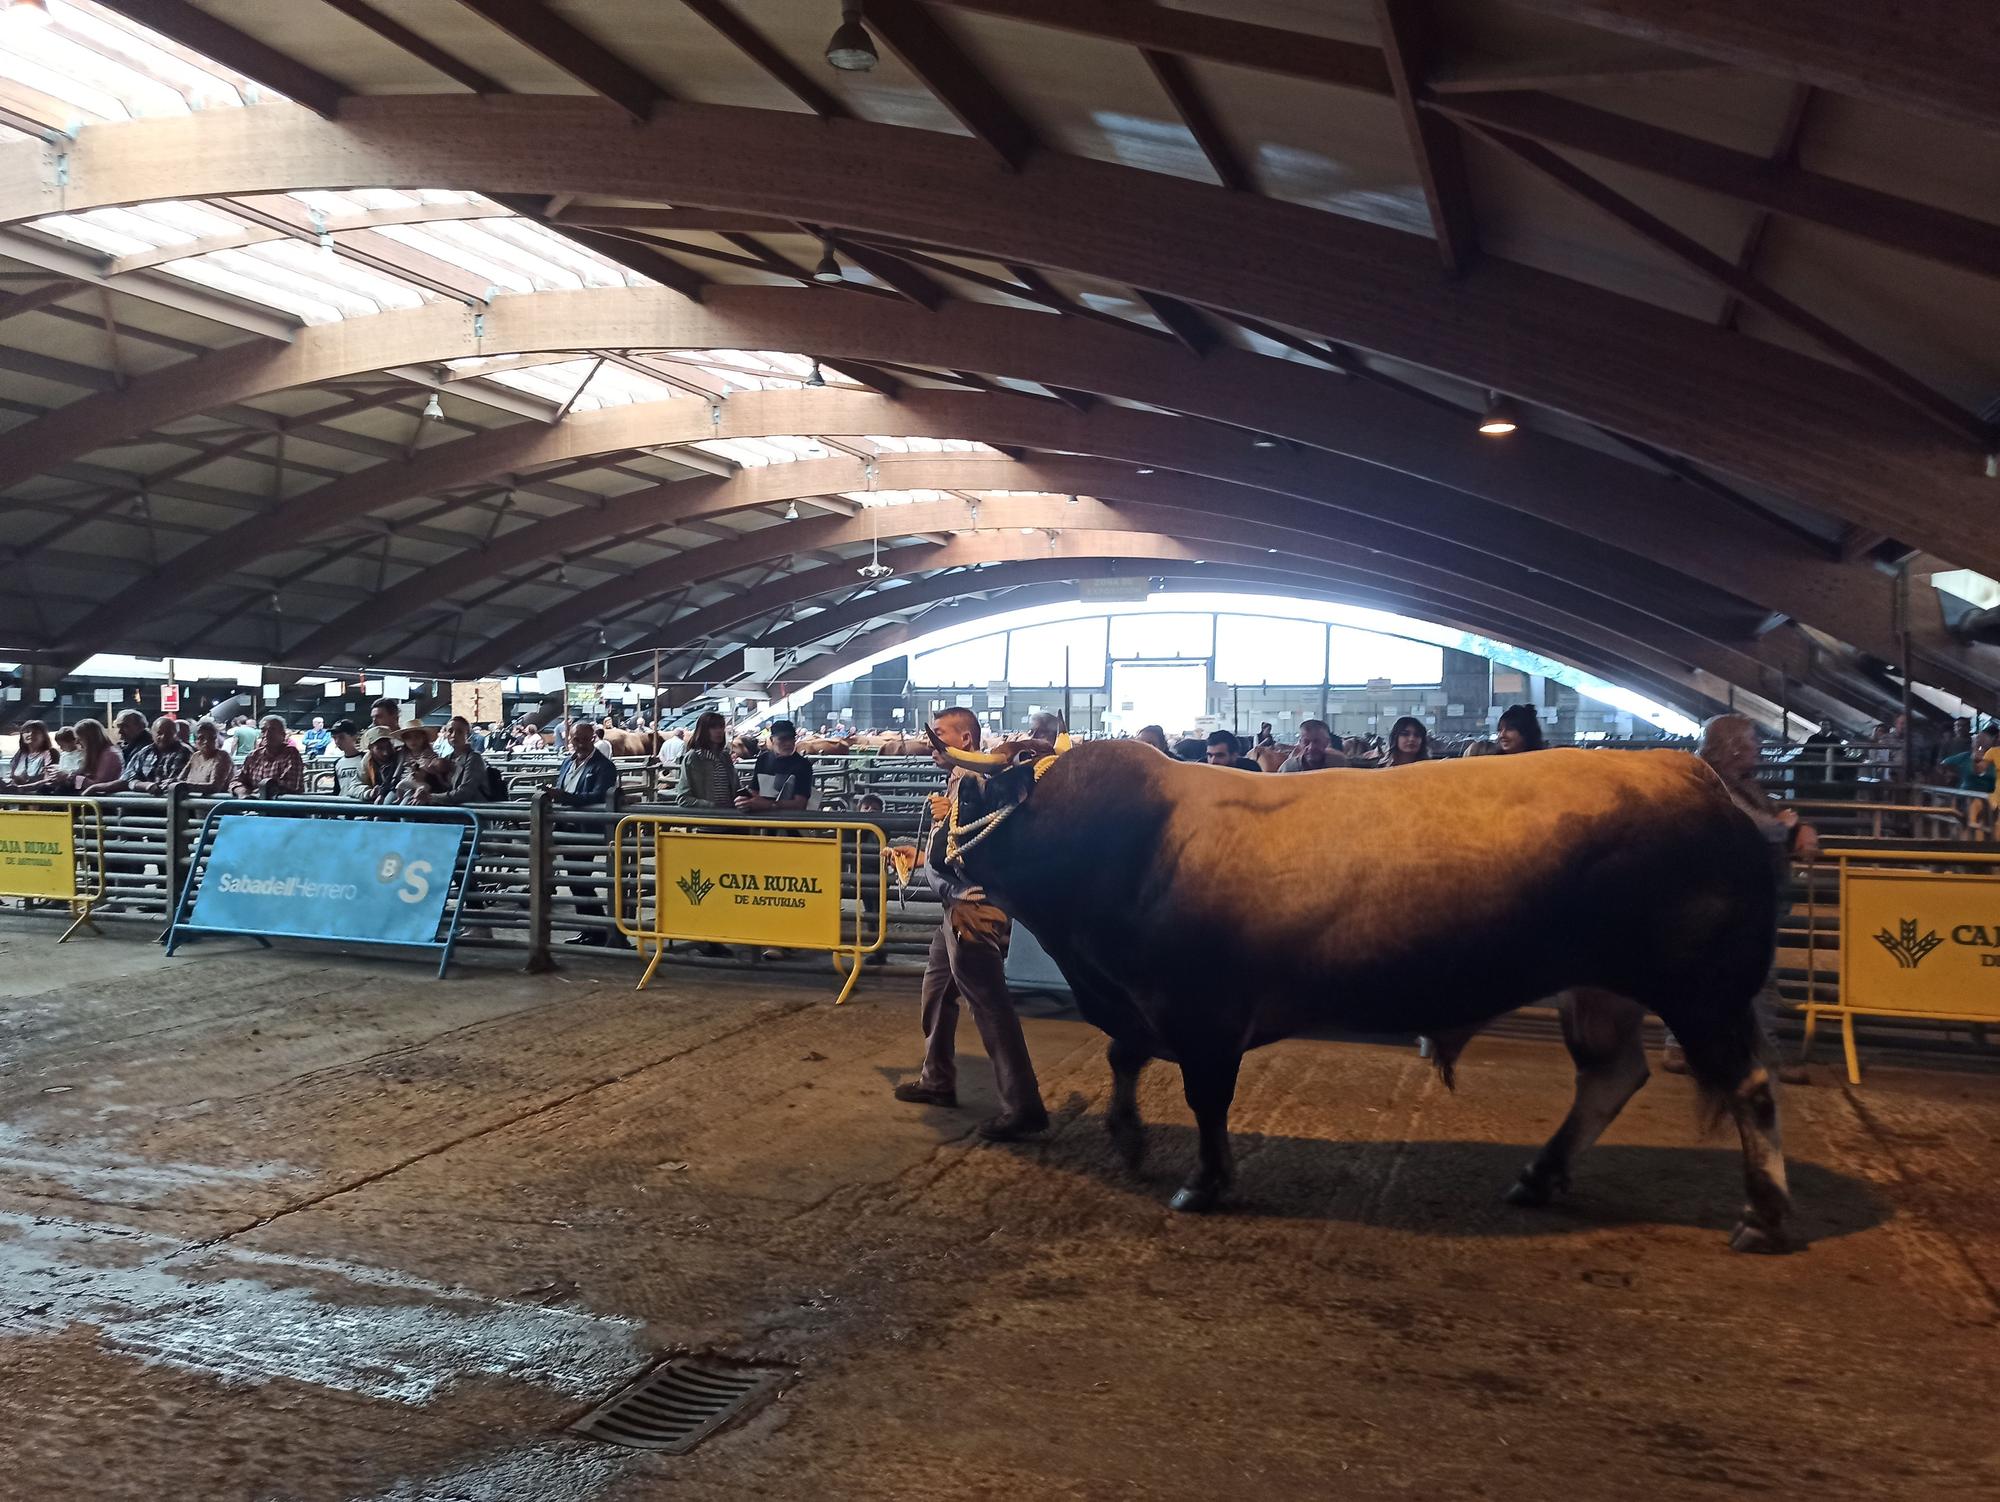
[0,0,1996,727]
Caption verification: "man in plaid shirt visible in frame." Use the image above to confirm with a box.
[230,715,304,799]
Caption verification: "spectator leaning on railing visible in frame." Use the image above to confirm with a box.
[675,712,739,809]
[86,716,189,795]
[230,716,304,799]
[177,720,233,793]
[3,720,55,789]
[50,719,123,794]
[302,716,331,759]
[1939,726,1998,794]
[551,718,630,950]
[112,709,149,769]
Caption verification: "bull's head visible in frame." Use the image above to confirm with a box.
[924,727,1071,873]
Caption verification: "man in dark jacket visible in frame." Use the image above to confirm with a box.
[552,719,629,948]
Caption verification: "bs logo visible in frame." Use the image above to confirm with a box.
[375,851,435,905]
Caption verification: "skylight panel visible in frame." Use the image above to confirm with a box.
[252,239,427,311]
[370,222,535,295]
[199,248,383,320]
[165,256,345,325]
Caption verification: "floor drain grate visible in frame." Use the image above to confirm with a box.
[572,1356,790,1453]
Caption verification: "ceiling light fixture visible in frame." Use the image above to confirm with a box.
[784,501,800,520]
[1066,493,1079,505]
[422,392,443,420]
[813,243,844,284]
[804,360,827,387]
[1251,437,1279,449]
[825,0,878,71]
[1478,394,1519,436]
[1135,468,1154,476]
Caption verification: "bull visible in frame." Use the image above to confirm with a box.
[928,735,1794,1253]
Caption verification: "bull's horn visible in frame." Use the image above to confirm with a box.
[925,725,1012,770]
[1054,732,1072,753]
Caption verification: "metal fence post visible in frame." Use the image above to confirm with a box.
[158,782,188,942]
[524,787,556,974]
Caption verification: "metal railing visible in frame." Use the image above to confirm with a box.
[0,784,945,978]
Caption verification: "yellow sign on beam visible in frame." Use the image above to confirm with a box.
[1842,868,2000,1019]
[0,809,78,900]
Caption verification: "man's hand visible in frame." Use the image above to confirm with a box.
[927,792,951,822]
[1794,823,1821,861]
[735,793,769,811]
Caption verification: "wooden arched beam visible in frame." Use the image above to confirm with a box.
[434,508,1800,719]
[280,452,1754,667]
[41,364,1955,699]
[0,99,1984,553]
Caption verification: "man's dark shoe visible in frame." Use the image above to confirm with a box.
[977,1108,1051,1141]
[893,1080,958,1108]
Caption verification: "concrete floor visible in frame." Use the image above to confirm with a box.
[0,924,1995,1501]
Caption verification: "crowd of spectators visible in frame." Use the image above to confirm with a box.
[1123,704,1553,773]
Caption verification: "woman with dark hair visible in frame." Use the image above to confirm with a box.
[1382,716,1430,767]
[676,712,739,808]
[1495,704,1547,754]
[4,720,54,788]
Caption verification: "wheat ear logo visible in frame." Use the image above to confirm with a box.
[1874,918,1942,969]
[677,868,715,906]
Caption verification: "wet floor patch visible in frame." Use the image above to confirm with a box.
[0,1210,648,1405]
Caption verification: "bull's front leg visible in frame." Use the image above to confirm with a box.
[1169,1049,1242,1213]
[1105,1037,1152,1170]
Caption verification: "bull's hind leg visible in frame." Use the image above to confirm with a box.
[1168,1049,1242,1214]
[1105,1036,1152,1170]
[1506,989,1649,1207]
[1717,1061,1793,1254]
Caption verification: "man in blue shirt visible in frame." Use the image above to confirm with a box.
[301,716,332,759]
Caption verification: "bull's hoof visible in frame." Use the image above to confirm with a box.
[1504,1166,1567,1208]
[1169,1182,1223,1214]
[1105,1113,1147,1170]
[1729,1220,1793,1255]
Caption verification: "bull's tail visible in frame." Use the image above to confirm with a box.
[1671,989,1772,1132]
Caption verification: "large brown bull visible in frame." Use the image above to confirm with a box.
[929,737,1794,1253]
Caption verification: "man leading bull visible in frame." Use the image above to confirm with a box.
[892,706,1049,1141]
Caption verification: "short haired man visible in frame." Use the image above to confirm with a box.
[230,715,304,799]
[85,716,189,795]
[738,719,813,812]
[1027,710,1061,742]
[892,706,1048,1140]
[363,697,401,749]
[1133,724,1170,754]
[113,709,150,769]
[302,715,332,759]
[1204,730,1259,770]
[1280,720,1347,772]
[551,718,629,948]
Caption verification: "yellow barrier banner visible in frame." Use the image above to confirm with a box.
[654,828,842,949]
[0,809,77,900]
[1842,867,2000,1020]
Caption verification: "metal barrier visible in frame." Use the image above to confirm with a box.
[612,811,889,1001]
[1801,847,2000,1082]
[164,798,485,978]
[1788,798,1970,843]
[0,794,107,941]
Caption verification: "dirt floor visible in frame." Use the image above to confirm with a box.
[0,924,1995,1501]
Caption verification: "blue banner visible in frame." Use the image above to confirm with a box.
[190,815,465,946]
